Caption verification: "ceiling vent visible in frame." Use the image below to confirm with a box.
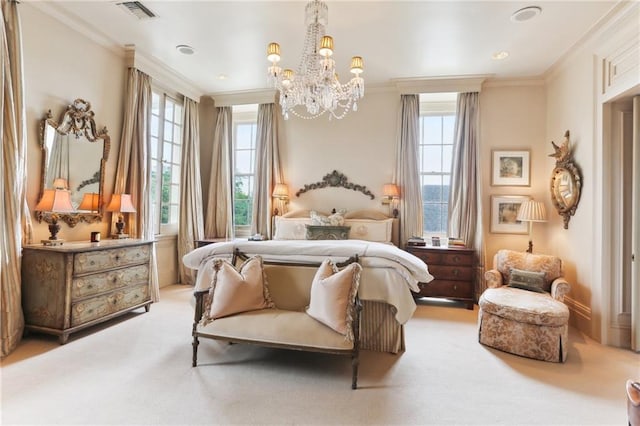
[116,1,157,20]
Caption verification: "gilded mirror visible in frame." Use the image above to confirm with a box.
[549,130,582,229]
[36,99,110,227]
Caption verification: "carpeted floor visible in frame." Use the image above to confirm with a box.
[1,284,637,425]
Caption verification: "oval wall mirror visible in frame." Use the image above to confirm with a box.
[36,99,110,227]
[549,130,582,229]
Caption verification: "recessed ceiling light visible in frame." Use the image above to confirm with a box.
[511,6,542,23]
[217,74,228,80]
[492,51,509,60]
[176,44,195,55]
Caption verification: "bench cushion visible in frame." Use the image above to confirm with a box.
[479,287,569,327]
[197,309,354,351]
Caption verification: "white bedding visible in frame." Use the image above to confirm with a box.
[183,239,434,324]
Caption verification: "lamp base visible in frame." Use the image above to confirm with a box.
[112,233,130,239]
[42,239,64,246]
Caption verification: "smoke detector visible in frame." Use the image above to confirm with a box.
[511,6,542,23]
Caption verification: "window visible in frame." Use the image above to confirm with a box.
[150,90,183,235]
[232,104,258,237]
[419,93,457,238]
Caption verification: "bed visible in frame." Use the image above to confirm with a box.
[183,209,433,353]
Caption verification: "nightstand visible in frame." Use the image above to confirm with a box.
[405,245,476,310]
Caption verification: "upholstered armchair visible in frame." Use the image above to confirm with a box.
[478,249,571,362]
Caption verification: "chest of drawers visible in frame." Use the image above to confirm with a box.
[405,245,476,310]
[21,239,153,343]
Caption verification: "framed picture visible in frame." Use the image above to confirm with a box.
[492,150,530,186]
[490,195,530,234]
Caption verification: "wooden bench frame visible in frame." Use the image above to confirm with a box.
[192,249,363,389]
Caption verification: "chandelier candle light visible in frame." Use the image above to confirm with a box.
[267,0,364,120]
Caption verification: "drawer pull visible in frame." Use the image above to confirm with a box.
[452,269,460,277]
[452,255,460,263]
[115,255,121,261]
[453,285,458,291]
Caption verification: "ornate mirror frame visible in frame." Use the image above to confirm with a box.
[36,99,110,227]
[549,130,582,229]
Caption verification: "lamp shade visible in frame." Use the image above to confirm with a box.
[517,200,547,222]
[78,193,100,211]
[272,183,289,199]
[382,184,400,198]
[106,194,136,213]
[35,189,75,213]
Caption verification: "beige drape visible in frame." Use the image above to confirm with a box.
[394,94,423,247]
[205,106,233,239]
[112,68,159,302]
[178,98,204,285]
[448,92,485,299]
[1,0,32,357]
[251,103,283,239]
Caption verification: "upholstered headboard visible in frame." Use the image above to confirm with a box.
[273,209,400,246]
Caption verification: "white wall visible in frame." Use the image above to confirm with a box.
[20,4,179,288]
[21,3,125,243]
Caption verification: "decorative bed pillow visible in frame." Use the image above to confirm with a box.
[310,209,346,226]
[306,259,362,340]
[201,256,274,324]
[507,268,547,293]
[343,218,394,243]
[273,217,312,240]
[305,225,351,240]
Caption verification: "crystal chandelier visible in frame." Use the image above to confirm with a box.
[266,0,364,120]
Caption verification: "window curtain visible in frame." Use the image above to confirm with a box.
[177,98,204,285]
[251,103,283,239]
[205,106,233,239]
[448,92,485,299]
[112,68,159,302]
[394,94,423,247]
[1,0,33,357]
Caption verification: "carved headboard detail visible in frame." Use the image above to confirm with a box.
[295,170,375,199]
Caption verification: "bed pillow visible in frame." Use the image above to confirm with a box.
[343,218,394,243]
[306,259,362,340]
[310,209,346,226]
[305,225,351,240]
[273,216,312,240]
[201,256,274,324]
[507,268,547,293]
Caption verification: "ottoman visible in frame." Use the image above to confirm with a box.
[478,287,570,362]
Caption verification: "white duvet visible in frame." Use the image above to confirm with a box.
[182,239,434,324]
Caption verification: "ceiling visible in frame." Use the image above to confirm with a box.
[30,1,621,96]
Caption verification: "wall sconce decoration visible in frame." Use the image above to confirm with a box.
[35,189,75,245]
[106,193,136,238]
[516,199,547,253]
[272,183,290,216]
[382,183,400,218]
[77,192,100,212]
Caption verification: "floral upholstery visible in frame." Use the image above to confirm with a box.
[478,250,571,363]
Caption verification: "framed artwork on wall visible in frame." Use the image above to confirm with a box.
[490,195,530,234]
[491,150,530,186]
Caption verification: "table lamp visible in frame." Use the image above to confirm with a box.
[516,199,547,253]
[35,189,75,245]
[106,193,136,238]
[272,183,289,216]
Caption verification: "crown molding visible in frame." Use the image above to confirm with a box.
[124,46,203,101]
[209,89,277,107]
[391,75,489,94]
[482,78,545,88]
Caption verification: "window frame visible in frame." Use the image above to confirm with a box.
[150,88,183,236]
[419,96,457,239]
[231,105,259,237]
